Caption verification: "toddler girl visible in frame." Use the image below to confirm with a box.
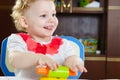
[7,0,87,79]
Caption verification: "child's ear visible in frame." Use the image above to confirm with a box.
[19,16,28,28]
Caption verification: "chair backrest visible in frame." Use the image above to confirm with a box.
[0,38,15,76]
[61,36,84,79]
[0,36,84,78]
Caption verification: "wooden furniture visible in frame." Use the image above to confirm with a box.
[106,0,120,78]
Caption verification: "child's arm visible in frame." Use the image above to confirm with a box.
[63,55,87,74]
[9,51,59,70]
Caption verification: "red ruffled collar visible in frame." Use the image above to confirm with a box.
[18,33,63,55]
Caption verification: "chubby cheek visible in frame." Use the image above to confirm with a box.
[55,18,58,27]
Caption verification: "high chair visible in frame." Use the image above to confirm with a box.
[0,38,15,76]
[0,36,85,79]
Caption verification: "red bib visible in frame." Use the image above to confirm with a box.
[18,33,63,55]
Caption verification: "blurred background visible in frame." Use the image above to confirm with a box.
[0,0,120,79]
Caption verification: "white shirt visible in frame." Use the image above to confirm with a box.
[7,34,80,79]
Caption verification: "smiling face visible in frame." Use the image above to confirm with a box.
[19,0,58,42]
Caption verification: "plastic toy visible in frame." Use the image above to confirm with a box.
[36,66,76,80]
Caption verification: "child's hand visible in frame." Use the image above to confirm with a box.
[36,54,59,70]
[64,55,87,74]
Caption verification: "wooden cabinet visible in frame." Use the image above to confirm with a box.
[55,0,107,54]
[106,0,120,78]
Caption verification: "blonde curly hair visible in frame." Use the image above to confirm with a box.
[11,0,55,32]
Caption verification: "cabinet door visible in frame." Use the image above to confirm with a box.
[107,0,120,78]
[80,59,106,79]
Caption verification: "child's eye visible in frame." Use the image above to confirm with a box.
[52,13,56,17]
[40,14,46,17]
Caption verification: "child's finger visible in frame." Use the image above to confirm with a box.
[83,67,88,73]
[76,64,84,72]
[77,65,87,73]
[68,65,78,74]
[36,64,46,68]
[46,63,57,70]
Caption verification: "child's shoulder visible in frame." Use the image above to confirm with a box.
[8,33,21,38]
[8,33,26,43]
[8,33,27,38]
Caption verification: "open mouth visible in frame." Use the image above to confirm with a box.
[44,26,53,30]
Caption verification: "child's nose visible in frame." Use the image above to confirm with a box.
[48,16,55,23]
